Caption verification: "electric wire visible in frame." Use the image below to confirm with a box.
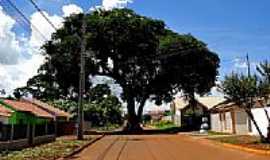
[1,0,48,41]
[27,0,58,31]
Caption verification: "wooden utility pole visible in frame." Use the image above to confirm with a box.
[246,53,251,77]
[77,15,86,140]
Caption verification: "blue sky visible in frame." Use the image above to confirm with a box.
[18,0,270,75]
[128,0,270,77]
[0,0,270,94]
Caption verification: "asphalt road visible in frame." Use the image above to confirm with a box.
[69,135,270,160]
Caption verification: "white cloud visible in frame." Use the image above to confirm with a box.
[29,11,63,50]
[62,4,83,17]
[0,4,83,95]
[233,58,248,69]
[0,7,21,65]
[102,0,133,10]
[29,4,83,50]
[0,54,44,95]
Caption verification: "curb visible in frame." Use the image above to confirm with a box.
[190,136,270,156]
[221,143,270,155]
[59,134,105,160]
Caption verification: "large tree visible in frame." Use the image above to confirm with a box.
[17,9,220,131]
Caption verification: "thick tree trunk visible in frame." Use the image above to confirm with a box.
[123,97,143,132]
[245,109,268,143]
[137,97,147,122]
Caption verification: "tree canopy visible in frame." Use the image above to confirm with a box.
[15,9,220,131]
[49,84,123,127]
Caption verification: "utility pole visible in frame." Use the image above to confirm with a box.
[246,53,251,77]
[246,53,253,132]
[77,15,86,140]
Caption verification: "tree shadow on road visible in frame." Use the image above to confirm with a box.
[85,127,194,135]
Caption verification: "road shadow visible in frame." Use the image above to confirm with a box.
[85,127,195,135]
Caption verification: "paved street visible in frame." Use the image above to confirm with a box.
[69,135,270,160]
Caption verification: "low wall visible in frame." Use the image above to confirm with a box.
[33,135,55,145]
[251,107,270,137]
[0,135,56,150]
[0,139,28,150]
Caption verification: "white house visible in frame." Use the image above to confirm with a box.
[210,100,270,136]
[251,107,270,137]
[171,96,226,129]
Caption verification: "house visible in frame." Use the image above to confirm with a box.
[0,99,69,150]
[171,96,226,130]
[210,100,270,136]
[28,99,71,121]
[0,104,14,141]
[26,99,74,136]
[145,110,166,122]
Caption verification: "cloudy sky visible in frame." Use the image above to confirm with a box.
[0,0,270,97]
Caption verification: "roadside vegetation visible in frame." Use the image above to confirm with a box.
[207,131,231,136]
[209,135,270,151]
[0,137,92,160]
[150,120,177,130]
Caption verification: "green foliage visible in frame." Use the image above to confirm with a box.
[257,60,270,83]
[49,99,78,114]
[151,120,176,129]
[222,73,260,106]
[222,70,270,106]
[257,60,270,100]
[84,95,123,127]
[163,110,172,116]
[142,114,152,123]
[49,84,123,126]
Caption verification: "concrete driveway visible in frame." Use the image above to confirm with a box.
[69,135,270,160]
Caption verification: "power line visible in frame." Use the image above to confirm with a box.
[27,0,58,31]
[1,0,48,41]
[0,0,31,32]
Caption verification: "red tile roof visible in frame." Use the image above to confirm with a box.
[30,99,71,118]
[0,104,13,117]
[3,100,53,119]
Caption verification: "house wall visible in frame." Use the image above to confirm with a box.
[234,110,249,135]
[0,135,56,150]
[225,112,233,132]
[251,107,270,137]
[0,116,9,124]
[174,109,181,126]
[210,113,221,132]
[211,109,250,135]
[0,138,28,150]
[33,135,55,145]
[211,111,233,133]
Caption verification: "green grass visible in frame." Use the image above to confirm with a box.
[207,131,231,136]
[151,120,177,130]
[0,138,90,160]
[209,135,260,144]
[208,135,270,150]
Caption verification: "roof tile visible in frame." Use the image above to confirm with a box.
[0,104,13,117]
[3,100,53,119]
